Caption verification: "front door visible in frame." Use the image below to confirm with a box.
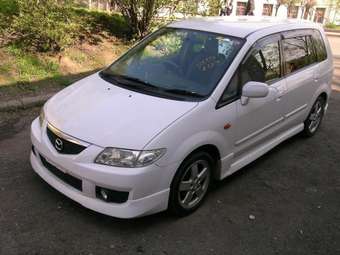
[233,34,287,157]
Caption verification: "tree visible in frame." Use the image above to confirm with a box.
[245,0,254,15]
[303,0,316,19]
[275,0,300,17]
[111,0,169,38]
[287,0,300,17]
[206,0,223,16]
[11,0,80,52]
[157,0,200,18]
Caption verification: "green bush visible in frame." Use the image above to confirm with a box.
[1,1,130,53]
[0,0,18,34]
[325,22,338,29]
[73,8,130,39]
[11,0,80,52]
[6,45,60,82]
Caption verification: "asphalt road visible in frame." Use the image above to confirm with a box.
[1,47,340,255]
[328,35,340,56]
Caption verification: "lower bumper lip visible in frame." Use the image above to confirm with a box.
[31,150,169,218]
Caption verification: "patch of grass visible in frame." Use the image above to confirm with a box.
[0,62,11,74]
[6,45,60,83]
[52,74,72,87]
[65,49,88,64]
[64,48,88,65]
[325,22,340,30]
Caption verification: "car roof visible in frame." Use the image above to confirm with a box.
[168,16,321,38]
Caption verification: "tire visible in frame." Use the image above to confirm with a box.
[169,151,214,217]
[302,96,326,137]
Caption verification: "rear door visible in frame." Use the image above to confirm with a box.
[281,30,319,127]
[311,30,333,95]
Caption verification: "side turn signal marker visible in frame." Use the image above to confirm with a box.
[224,123,231,130]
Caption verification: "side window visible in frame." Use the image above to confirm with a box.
[243,41,281,83]
[219,70,239,103]
[282,35,314,74]
[312,30,327,62]
[219,39,281,105]
[307,35,318,64]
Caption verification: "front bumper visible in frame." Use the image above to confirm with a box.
[30,118,173,218]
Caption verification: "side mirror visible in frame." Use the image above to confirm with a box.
[241,81,269,105]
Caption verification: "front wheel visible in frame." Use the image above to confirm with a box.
[302,96,326,137]
[169,151,214,216]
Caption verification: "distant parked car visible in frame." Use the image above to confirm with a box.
[31,17,333,218]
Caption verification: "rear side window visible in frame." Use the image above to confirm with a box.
[283,35,315,74]
[312,30,327,62]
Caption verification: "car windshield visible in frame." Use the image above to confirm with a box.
[100,28,244,101]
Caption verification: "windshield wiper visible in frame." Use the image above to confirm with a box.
[115,75,151,86]
[100,71,205,100]
[100,72,159,90]
[162,88,205,98]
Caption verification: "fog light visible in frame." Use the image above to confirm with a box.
[99,188,109,201]
[95,186,129,204]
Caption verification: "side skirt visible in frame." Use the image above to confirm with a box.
[219,123,304,180]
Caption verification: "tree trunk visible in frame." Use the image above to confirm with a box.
[106,1,109,12]
[275,4,280,16]
[304,6,310,19]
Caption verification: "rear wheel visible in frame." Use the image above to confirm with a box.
[302,96,326,137]
[169,151,214,216]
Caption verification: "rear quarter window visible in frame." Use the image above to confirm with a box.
[312,30,327,62]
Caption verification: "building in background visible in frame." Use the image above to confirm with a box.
[226,0,340,24]
[76,0,340,25]
[76,0,118,12]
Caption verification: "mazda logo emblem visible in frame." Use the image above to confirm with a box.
[55,138,63,151]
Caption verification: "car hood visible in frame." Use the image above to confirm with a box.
[45,73,198,149]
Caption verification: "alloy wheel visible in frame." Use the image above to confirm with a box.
[177,159,211,209]
[308,100,323,133]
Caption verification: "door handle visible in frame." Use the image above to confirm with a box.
[275,90,284,102]
[271,86,285,102]
[276,96,282,102]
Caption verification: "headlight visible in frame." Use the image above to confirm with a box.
[39,107,45,127]
[95,147,166,168]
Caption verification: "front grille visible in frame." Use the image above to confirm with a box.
[46,126,86,155]
[40,154,82,191]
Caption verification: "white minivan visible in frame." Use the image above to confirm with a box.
[30,17,333,218]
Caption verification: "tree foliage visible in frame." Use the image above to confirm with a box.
[303,0,316,19]
[10,0,80,52]
[0,0,18,35]
[206,0,222,16]
[111,0,170,38]
[111,0,223,38]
